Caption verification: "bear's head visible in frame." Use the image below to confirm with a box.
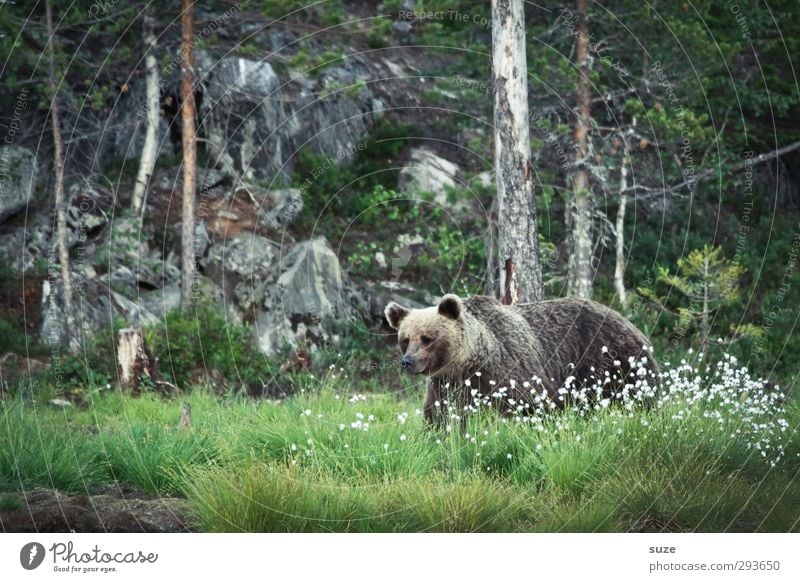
[384,294,464,377]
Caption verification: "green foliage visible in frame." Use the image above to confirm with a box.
[3,364,798,531]
[33,325,120,396]
[0,406,105,493]
[640,245,752,344]
[0,494,21,511]
[143,304,282,392]
[100,425,216,496]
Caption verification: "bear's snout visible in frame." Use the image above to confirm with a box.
[401,355,427,374]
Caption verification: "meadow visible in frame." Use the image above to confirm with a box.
[2,355,798,532]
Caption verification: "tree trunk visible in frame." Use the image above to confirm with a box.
[614,152,629,306]
[180,0,197,309]
[566,0,594,300]
[492,0,543,304]
[117,327,157,395]
[132,10,160,217]
[701,254,710,349]
[45,0,76,352]
[484,195,499,295]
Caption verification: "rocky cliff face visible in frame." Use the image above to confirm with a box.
[0,7,472,363]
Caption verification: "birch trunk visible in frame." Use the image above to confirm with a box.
[614,153,629,306]
[492,0,543,304]
[45,0,76,352]
[132,10,160,217]
[180,0,197,309]
[566,0,594,300]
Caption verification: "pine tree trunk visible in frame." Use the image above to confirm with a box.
[45,0,76,352]
[132,10,160,217]
[566,0,594,300]
[614,153,629,306]
[492,0,543,304]
[180,0,197,309]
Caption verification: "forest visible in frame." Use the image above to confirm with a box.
[0,0,799,533]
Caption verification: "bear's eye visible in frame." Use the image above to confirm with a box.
[420,335,433,346]
[400,337,409,351]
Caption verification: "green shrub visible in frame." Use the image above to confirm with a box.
[143,304,282,393]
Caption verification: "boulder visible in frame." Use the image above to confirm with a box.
[0,214,51,272]
[0,146,36,223]
[197,51,380,184]
[398,147,460,200]
[139,277,242,325]
[258,187,304,229]
[98,216,180,289]
[246,237,369,356]
[40,277,160,347]
[365,280,434,321]
[201,232,276,299]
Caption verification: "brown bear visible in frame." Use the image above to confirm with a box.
[385,294,658,425]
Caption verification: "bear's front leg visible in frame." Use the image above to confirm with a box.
[423,378,447,427]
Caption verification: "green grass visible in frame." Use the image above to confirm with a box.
[1,370,798,532]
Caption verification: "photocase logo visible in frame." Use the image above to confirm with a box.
[20,542,46,570]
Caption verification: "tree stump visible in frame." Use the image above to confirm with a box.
[179,402,192,428]
[117,327,159,395]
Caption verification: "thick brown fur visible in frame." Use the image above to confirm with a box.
[385,294,658,425]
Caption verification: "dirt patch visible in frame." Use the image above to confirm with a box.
[0,486,194,533]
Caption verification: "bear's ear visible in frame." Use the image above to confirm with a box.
[438,294,462,320]
[385,302,410,330]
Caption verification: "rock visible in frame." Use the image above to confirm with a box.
[0,353,47,393]
[472,171,494,189]
[40,276,160,346]
[139,277,242,325]
[207,55,281,99]
[96,80,172,164]
[394,233,425,253]
[0,146,36,223]
[273,237,354,318]
[197,51,379,184]
[258,187,304,229]
[139,283,181,319]
[98,216,180,289]
[365,280,434,321]
[248,237,369,356]
[201,232,276,299]
[110,291,160,327]
[194,220,211,259]
[48,398,73,408]
[398,147,460,199]
[393,20,413,35]
[102,266,138,297]
[0,214,51,272]
[65,179,113,247]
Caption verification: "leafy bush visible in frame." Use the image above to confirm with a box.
[143,305,282,393]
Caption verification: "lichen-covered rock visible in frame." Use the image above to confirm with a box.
[201,232,276,299]
[197,51,380,184]
[398,147,459,199]
[0,146,36,223]
[247,237,368,356]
